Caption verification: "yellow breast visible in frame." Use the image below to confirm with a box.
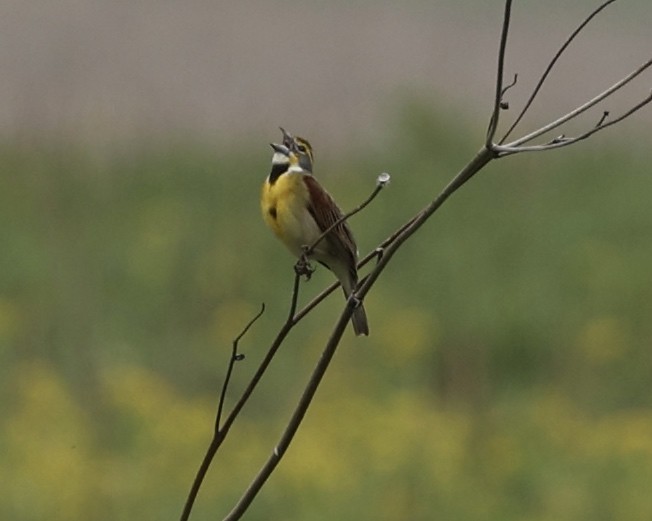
[261,171,321,257]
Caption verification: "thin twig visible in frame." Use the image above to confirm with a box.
[223,297,355,521]
[213,272,302,445]
[222,146,496,521]
[500,73,519,109]
[499,0,618,144]
[180,278,300,521]
[291,243,386,324]
[180,304,266,521]
[304,173,390,257]
[180,179,386,521]
[295,173,388,279]
[486,0,513,145]
[493,90,652,154]
[496,57,652,152]
[218,2,652,513]
[356,148,494,301]
[183,2,652,518]
[291,279,340,323]
[287,271,302,321]
[596,111,610,128]
[214,176,386,441]
[215,303,266,430]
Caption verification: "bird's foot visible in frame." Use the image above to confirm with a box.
[294,255,315,281]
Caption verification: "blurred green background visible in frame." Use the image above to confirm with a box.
[1,1,652,520]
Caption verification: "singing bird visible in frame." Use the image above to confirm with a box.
[261,129,369,336]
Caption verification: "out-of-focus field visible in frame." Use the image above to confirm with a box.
[1,1,652,520]
[2,105,652,520]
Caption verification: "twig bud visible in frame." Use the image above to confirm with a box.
[377,172,391,187]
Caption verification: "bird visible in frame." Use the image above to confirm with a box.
[261,129,369,336]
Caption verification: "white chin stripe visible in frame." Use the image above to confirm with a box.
[271,152,289,165]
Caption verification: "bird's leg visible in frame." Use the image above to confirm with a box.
[295,246,315,281]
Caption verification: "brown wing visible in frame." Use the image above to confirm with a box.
[304,174,369,336]
[303,174,358,262]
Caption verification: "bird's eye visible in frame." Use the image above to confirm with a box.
[297,144,306,153]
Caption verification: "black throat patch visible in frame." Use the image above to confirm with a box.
[268,163,289,185]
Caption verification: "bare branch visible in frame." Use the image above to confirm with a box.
[182,2,652,519]
[494,57,652,153]
[356,149,494,301]
[180,304,266,521]
[493,89,652,154]
[215,179,389,520]
[304,172,390,258]
[486,0,514,145]
[223,298,355,521]
[291,243,386,325]
[179,176,387,521]
[499,0,618,143]
[220,145,495,521]
[216,271,302,440]
[289,175,391,322]
[596,111,610,128]
[215,303,266,430]
[216,177,385,437]
[500,73,519,110]
[180,279,301,521]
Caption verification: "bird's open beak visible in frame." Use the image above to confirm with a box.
[279,127,293,146]
[270,142,290,155]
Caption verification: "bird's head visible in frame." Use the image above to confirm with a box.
[279,127,314,172]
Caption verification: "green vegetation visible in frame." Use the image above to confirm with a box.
[1,107,652,520]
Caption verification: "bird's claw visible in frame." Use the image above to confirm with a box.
[294,255,315,281]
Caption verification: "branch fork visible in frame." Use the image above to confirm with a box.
[181,2,650,519]
[487,1,652,156]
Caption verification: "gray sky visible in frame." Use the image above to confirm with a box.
[1,0,649,148]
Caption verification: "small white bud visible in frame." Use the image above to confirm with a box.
[376,172,391,187]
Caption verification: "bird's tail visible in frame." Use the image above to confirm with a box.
[351,303,369,336]
[338,268,369,336]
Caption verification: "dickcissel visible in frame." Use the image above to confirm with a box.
[261,128,369,336]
